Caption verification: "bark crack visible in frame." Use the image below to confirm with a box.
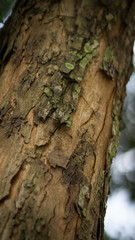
[47,205,56,226]
[80,110,94,128]
[0,162,24,205]
[0,211,10,237]
[95,88,115,144]
[38,171,53,211]
[82,95,91,108]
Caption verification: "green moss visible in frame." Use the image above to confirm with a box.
[71,50,77,56]
[66,121,71,128]
[79,54,92,68]
[52,101,74,128]
[84,42,92,53]
[82,208,87,217]
[73,91,79,100]
[72,84,81,100]
[45,37,99,130]
[65,62,75,70]
[77,77,82,82]
[44,87,53,97]
[92,39,99,48]
[78,186,89,209]
[92,49,97,57]
[112,116,119,136]
[75,84,81,93]
[102,62,107,71]
[104,46,114,62]
[71,50,82,59]
[77,53,83,59]
[64,115,68,121]
[44,87,50,93]
[109,138,119,159]
[101,45,116,80]
[84,40,99,53]
[108,95,121,161]
[113,108,117,116]
[69,65,84,82]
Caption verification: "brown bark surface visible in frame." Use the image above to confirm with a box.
[0,0,135,239]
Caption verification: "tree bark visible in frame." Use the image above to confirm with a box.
[0,0,135,239]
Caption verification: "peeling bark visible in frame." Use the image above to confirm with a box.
[0,0,135,239]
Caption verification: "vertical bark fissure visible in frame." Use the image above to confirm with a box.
[95,87,115,144]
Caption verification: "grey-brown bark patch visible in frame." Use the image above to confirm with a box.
[47,135,69,168]
[20,123,33,144]
[0,134,23,200]
[35,118,58,146]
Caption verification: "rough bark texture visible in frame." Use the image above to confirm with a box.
[0,0,135,239]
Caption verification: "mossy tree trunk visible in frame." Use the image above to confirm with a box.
[0,0,135,239]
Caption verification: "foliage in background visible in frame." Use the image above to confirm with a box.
[105,51,135,239]
[0,0,16,23]
[111,71,135,202]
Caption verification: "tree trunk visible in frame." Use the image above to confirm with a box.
[0,0,135,239]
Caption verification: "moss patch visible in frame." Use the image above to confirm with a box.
[65,62,75,70]
[101,46,116,80]
[79,54,92,68]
